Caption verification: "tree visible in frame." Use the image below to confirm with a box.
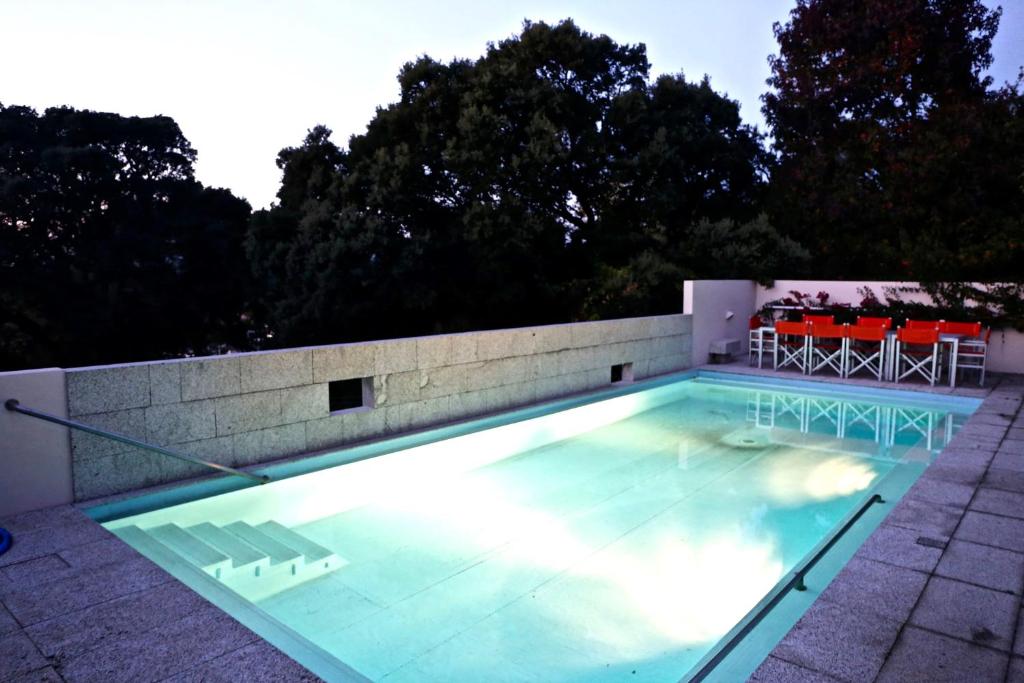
[0,104,252,369]
[763,0,1023,279]
[249,20,774,346]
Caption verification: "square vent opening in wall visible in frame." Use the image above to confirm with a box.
[611,363,633,384]
[329,377,374,413]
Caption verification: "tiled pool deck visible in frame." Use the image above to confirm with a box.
[0,504,321,682]
[0,365,1021,682]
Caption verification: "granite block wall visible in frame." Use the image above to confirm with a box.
[65,314,692,499]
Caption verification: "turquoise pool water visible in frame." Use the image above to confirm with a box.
[98,372,978,682]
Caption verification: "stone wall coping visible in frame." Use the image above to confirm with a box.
[62,313,688,373]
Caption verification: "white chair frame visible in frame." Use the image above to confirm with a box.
[894,339,940,386]
[749,328,776,368]
[955,336,988,386]
[846,337,887,380]
[809,335,847,376]
[774,331,809,374]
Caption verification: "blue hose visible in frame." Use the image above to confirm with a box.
[0,528,11,556]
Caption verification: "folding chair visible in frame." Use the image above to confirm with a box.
[939,321,982,336]
[846,325,887,380]
[856,316,892,329]
[894,327,940,386]
[774,321,811,373]
[955,326,990,386]
[808,322,847,376]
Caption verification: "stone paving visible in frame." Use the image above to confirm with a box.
[0,505,321,682]
[1,364,1022,682]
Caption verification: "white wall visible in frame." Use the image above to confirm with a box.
[0,368,73,517]
[755,280,936,309]
[684,280,758,365]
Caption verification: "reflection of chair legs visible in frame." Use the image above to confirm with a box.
[746,392,775,428]
[776,395,808,431]
[893,408,936,451]
[843,403,881,442]
[809,399,842,437]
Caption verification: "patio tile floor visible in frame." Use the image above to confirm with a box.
[0,506,321,682]
[875,626,1007,683]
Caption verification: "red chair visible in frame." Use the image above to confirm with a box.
[803,314,835,325]
[906,319,940,330]
[938,321,982,337]
[846,325,887,380]
[856,316,892,329]
[895,327,941,386]
[774,321,810,373]
[808,323,848,376]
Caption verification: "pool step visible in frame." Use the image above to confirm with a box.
[256,521,337,568]
[224,522,302,570]
[147,524,232,579]
[186,522,271,576]
[120,520,344,601]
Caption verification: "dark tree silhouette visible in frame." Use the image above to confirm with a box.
[248,20,791,347]
[0,104,252,369]
[763,0,1024,279]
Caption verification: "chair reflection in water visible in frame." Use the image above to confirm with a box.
[745,391,955,458]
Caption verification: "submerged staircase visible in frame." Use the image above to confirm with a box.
[114,520,343,601]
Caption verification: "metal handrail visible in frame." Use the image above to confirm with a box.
[4,398,269,485]
[689,492,885,681]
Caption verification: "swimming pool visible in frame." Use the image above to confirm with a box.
[92,371,979,682]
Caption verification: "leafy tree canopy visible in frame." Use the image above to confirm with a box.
[0,104,252,369]
[249,19,785,347]
[763,0,1024,279]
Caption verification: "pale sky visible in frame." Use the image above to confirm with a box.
[2,1,1021,209]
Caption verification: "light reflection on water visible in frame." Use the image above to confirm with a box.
[107,380,969,682]
[271,385,939,681]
